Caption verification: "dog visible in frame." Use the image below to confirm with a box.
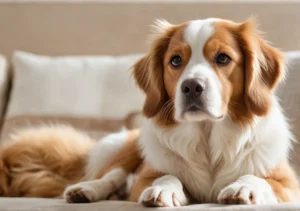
[0,18,299,206]
[64,17,300,206]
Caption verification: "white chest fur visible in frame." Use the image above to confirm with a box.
[139,102,292,202]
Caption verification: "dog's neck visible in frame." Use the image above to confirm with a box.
[209,116,256,163]
[153,113,254,151]
[148,98,291,172]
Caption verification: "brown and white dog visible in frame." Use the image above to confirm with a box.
[63,18,300,205]
[0,18,299,206]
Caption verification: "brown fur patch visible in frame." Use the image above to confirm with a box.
[163,28,191,100]
[132,23,190,127]
[203,21,243,122]
[203,19,285,125]
[128,163,164,202]
[0,159,9,196]
[237,20,285,117]
[265,160,300,202]
[0,126,94,197]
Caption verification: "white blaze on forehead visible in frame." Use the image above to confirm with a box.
[184,18,219,62]
[174,18,224,121]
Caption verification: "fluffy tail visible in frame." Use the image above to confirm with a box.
[0,125,94,198]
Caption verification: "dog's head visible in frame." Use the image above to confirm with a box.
[133,18,285,126]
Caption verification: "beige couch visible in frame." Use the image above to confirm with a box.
[1,1,300,210]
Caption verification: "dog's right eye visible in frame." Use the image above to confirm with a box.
[170,55,182,68]
[215,53,231,66]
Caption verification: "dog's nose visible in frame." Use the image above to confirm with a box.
[181,79,204,97]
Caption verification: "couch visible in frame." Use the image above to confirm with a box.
[1,1,300,210]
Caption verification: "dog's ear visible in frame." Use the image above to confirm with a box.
[237,19,285,116]
[132,20,175,118]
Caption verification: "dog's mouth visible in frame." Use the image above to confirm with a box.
[181,102,224,121]
[180,102,206,119]
[183,101,205,113]
[186,104,202,112]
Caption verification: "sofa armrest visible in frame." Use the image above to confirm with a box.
[0,55,9,123]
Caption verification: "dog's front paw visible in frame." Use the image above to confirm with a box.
[217,175,278,205]
[217,183,256,204]
[139,185,188,207]
[64,183,98,203]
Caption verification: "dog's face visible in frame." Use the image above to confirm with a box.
[133,18,284,126]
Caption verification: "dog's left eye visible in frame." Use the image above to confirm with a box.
[215,53,231,66]
[170,55,182,68]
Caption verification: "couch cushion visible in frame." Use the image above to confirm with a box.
[0,198,300,211]
[1,51,144,143]
[278,52,300,136]
[277,51,300,175]
[8,51,144,119]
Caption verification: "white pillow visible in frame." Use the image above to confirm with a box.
[7,51,145,119]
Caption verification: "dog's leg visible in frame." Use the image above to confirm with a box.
[128,164,163,202]
[64,129,142,203]
[217,160,300,204]
[64,168,127,203]
[265,160,300,202]
[129,164,188,207]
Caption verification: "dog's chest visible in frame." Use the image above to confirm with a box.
[140,121,265,203]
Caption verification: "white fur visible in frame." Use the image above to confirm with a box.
[139,19,293,204]
[140,97,292,203]
[175,19,223,121]
[138,175,188,207]
[148,19,174,45]
[125,174,138,195]
[64,168,127,202]
[83,129,128,180]
[218,175,278,204]
[151,19,173,35]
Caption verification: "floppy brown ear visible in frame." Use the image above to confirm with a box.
[132,20,175,118]
[237,19,285,116]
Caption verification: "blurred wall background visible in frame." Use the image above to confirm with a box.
[0,0,299,58]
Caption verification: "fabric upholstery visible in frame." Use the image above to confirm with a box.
[0,113,143,145]
[277,51,300,174]
[8,51,144,119]
[0,198,300,211]
[1,51,144,143]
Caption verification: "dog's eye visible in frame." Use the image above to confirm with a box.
[170,55,182,68]
[215,53,231,66]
